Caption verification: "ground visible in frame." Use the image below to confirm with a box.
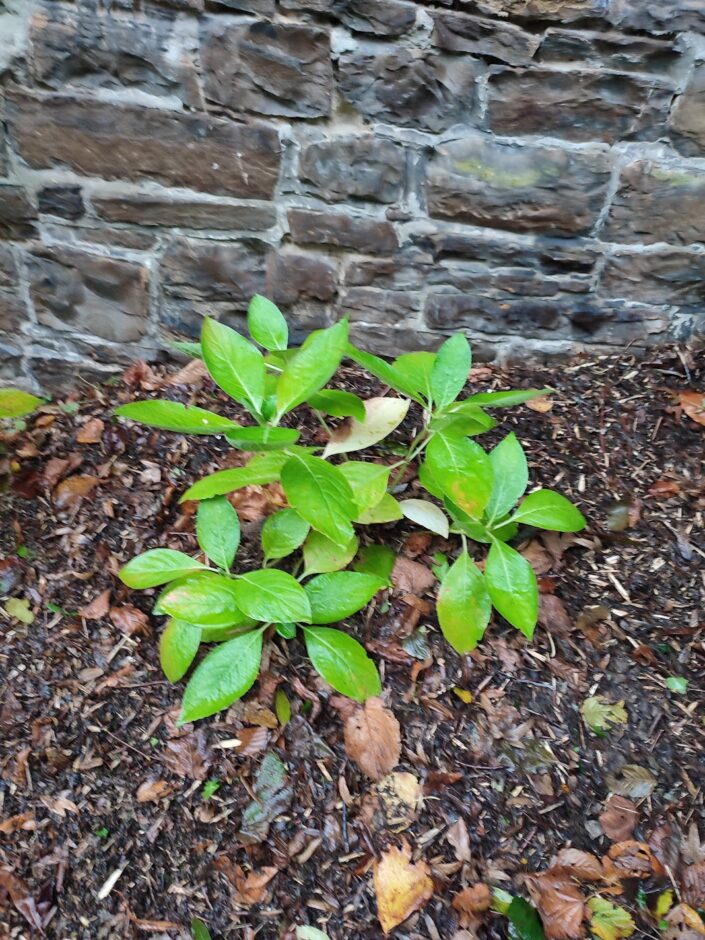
[0,347,704,940]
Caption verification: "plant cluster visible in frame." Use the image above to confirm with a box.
[116,296,586,723]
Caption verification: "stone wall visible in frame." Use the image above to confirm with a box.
[1,0,705,389]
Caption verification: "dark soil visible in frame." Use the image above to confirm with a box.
[1,348,704,940]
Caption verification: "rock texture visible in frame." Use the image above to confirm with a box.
[1,0,703,389]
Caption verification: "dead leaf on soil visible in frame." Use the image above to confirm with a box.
[373,840,434,934]
[231,483,287,522]
[391,556,436,594]
[606,765,657,800]
[581,696,627,735]
[676,391,705,427]
[110,604,149,635]
[522,541,554,574]
[377,772,423,831]
[136,778,175,804]
[664,904,705,939]
[648,478,681,499]
[452,883,491,927]
[0,866,45,932]
[607,841,665,879]
[239,752,292,845]
[166,359,209,387]
[526,869,585,940]
[526,394,554,413]
[683,862,705,909]
[0,812,36,834]
[2,746,30,788]
[76,418,105,444]
[80,589,111,620]
[683,825,705,866]
[550,848,603,881]
[233,726,270,757]
[122,360,162,390]
[539,594,573,635]
[599,796,638,842]
[446,816,472,863]
[42,456,71,489]
[161,731,211,781]
[54,473,99,510]
[343,698,401,782]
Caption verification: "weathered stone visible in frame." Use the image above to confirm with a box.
[208,0,274,11]
[343,250,432,290]
[432,11,540,67]
[299,137,405,205]
[455,0,705,32]
[38,186,84,220]
[201,19,332,119]
[426,133,612,237]
[599,250,705,308]
[487,69,673,144]
[338,46,479,133]
[288,208,398,253]
[0,185,37,239]
[341,287,422,325]
[92,194,276,231]
[280,0,416,36]
[670,65,705,158]
[603,158,705,247]
[538,29,680,75]
[349,322,439,357]
[42,222,158,251]
[266,251,338,306]
[26,246,151,343]
[0,339,23,381]
[7,90,281,198]
[0,246,27,333]
[28,1,203,107]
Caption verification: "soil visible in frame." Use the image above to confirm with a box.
[0,347,704,940]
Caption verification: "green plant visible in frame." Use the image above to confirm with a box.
[116,295,585,723]
[0,388,43,420]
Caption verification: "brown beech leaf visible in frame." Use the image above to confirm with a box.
[683,863,705,909]
[161,731,210,781]
[391,555,436,594]
[231,483,287,522]
[526,870,585,940]
[0,866,44,932]
[234,727,270,757]
[538,594,573,636]
[526,394,553,413]
[110,604,149,635]
[76,418,105,444]
[42,456,71,489]
[373,840,434,934]
[599,796,638,842]
[54,473,99,510]
[521,541,554,574]
[343,698,401,782]
[452,884,491,927]
[166,359,209,387]
[607,840,665,879]
[136,778,174,804]
[0,812,36,834]
[664,904,705,939]
[648,478,681,499]
[214,857,278,907]
[677,391,705,427]
[80,589,111,620]
[446,817,472,863]
[550,849,603,881]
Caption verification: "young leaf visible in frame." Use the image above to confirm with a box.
[201,317,265,413]
[281,453,357,547]
[338,461,391,516]
[424,433,493,518]
[304,571,386,624]
[354,545,396,585]
[484,540,538,639]
[247,294,288,352]
[399,499,450,538]
[179,629,263,723]
[346,343,424,403]
[308,389,366,423]
[196,496,240,570]
[261,509,310,561]
[392,352,436,401]
[224,426,300,451]
[511,489,586,532]
[444,497,493,543]
[116,400,237,435]
[181,452,290,502]
[430,406,496,438]
[486,432,528,522]
[431,333,471,409]
[587,897,635,940]
[276,319,348,417]
[322,397,410,458]
[465,388,553,409]
[303,627,381,701]
[303,531,359,575]
[234,569,311,623]
[436,551,491,653]
[0,388,44,419]
[120,549,208,589]
[275,622,297,640]
[159,572,246,628]
[355,493,403,524]
[191,918,213,940]
[160,619,201,683]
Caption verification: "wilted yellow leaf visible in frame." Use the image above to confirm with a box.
[587,897,635,940]
[581,695,627,734]
[373,841,433,934]
[4,597,34,625]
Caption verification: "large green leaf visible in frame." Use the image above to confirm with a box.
[116,400,237,435]
[234,569,311,623]
[276,319,348,417]
[225,426,300,451]
[159,572,247,628]
[322,397,409,458]
[507,898,546,940]
[431,333,471,408]
[511,489,586,532]
[466,388,553,409]
[261,509,310,561]
[304,571,385,624]
[307,389,366,422]
[181,452,289,502]
[355,493,403,524]
[281,453,357,547]
[338,461,391,515]
[486,432,528,522]
[484,540,538,639]
[0,388,43,419]
[196,496,240,570]
[160,619,201,683]
[179,629,263,723]
[302,627,381,701]
[201,317,265,413]
[346,343,424,403]
[353,544,396,585]
[171,340,202,359]
[436,550,491,653]
[424,433,493,518]
[247,295,288,352]
[303,531,359,575]
[392,352,436,401]
[430,406,496,438]
[119,548,207,589]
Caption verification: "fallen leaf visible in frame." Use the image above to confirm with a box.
[607,841,665,879]
[391,556,436,594]
[214,856,278,907]
[526,869,584,940]
[522,540,555,574]
[239,752,292,844]
[110,604,149,635]
[0,812,35,834]
[539,594,573,635]
[40,792,79,817]
[0,556,22,594]
[343,698,401,782]
[136,778,174,803]
[166,359,209,387]
[241,702,278,729]
[648,478,681,499]
[234,726,270,757]
[80,589,111,620]
[606,765,657,800]
[42,456,71,489]
[373,840,434,934]
[599,796,638,842]
[550,848,603,881]
[581,696,627,735]
[446,817,472,863]
[4,597,34,625]
[587,897,635,940]
[0,866,44,932]
[683,862,705,909]
[526,395,554,413]
[122,359,161,390]
[677,391,705,427]
[2,746,30,787]
[76,418,105,444]
[54,473,99,510]
[377,772,422,831]
[161,731,210,781]
[452,884,491,926]
[683,825,705,866]
[664,904,705,939]
[231,483,287,522]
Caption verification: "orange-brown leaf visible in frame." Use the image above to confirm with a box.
[80,589,111,620]
[527,871,585,940]
[76,418,105,444]
[54,473,99,510]
[550,849,603,881]
[373,841,434,934]
[678,391,705,427]
[599,796,638,842]
[607,840,664,879]
[683,863,705,909]
[664,904,705,939]
[343,698,401,782]
[452,883,491,926]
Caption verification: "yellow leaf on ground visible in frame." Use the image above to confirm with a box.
[373,840,434,934]
[587,897,635,940]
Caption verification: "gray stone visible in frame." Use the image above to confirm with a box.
[599,250,705,308]
[432,11,540,67]
[92,194,276,230]
[341,287,421,325]
[0,185,37,239]
[454,0,705,32]
[7,90,281,199]
[288,208,398,253]
[299,137,405,204]
[201,19,332,119]
[266,251,338,306]
[338,46,479,133]
[0,246,27,333]
[208,0,274,11]
[343,250,432,291]
[38,186,84,220]
[426,133,613,237]
[41,222,158,251]
[280,0,417,36]
[670,65,705,158]
[26,245,151,342]
[538,29,680,75]
[0,339,23,381]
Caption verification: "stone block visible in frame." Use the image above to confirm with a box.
[599,250,705,308]
[432,11,540,66]
[92,193,276,230]
[0,246,27,333]
[288,208,398,253]
[451,0,705,32]
[0,339,23,381]
[38,186,85,220]
[280,0,416,37]
[299,137,405,204]
[341,287,422,325]
[0,185,37,239]
[343,250,432,290]
[538,29,680,75]
[266,251,338,306]
[208,0,275,11]
[670,65,705,158]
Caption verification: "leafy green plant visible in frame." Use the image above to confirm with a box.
[0,388,43,420]
[116,295,585,723]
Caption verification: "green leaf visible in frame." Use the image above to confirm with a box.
[247,294,288,352]
[511,489,586,532]
[484,540,538,639]
[666,676,689,694]
[581,695,628,734]
[354,545,396,585]
[346,343,424,403]
[296,927,331,940]
[179,629,263,723]
[276,319,348,417]
[444,497,492,543]
[355,492,403,524]
[308,389,366,422]
[276,622,297,640]
[201,317,265,413]
[424,433,493,518]
[507,897,546,940]
[119,549,208,589]
[281,453,357,547]
[303,531,359,575]
[181,452,289,502]
[261,509,310,561]
[587,897,635,940]
[418,460,443,499]
[436,550,491,653]
[196,496,240,570]
[322,397,409,458]
[431,333,471,408]
[191,917,213,940]
[466,388,553,409]
[0,388,43,419]
[338,461,391,515]
[430,405,496,437]
[304,571,385,624]
[399,499,449,538]
[116,400,237,435]
[234,569,311,623]
[303,627,381,701]
[392,352,436,401]
[224,425,300,451]
[171,340,203,359]
[159,572,247,628]
[160,619,201,683]
[486,432,528,522]
[275,688,292,725]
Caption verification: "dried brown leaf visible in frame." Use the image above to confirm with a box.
[599,796,638,842]
[0,866,44,932]
[452,883,491,926]
[377,772,423,832]
[166,359,209,387]
[677,391,705,427]
[683,863,705,909]
[391,556,436,594]
[54,473,99,510]
[538,594,573,635]
[80,589,111,620]
[136,778,174,803]
[161,731,210,781]
[343,698,401,782]
[526,870,585,940]
[607,840,664,879]
[373,840,434,934]
[0,812,35,834]
[110,604,149,635]
[214,856,278,907]
[606,764,657,800]
[550,849,603,881]
[446,817,472,863]
[76,418,105,444]
[526,394,554,413]
[664,904,705,939]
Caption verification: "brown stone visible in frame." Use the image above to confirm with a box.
[671,65,705,158]
[7,89,281,199]
[26,246,151,343]
[41,222,157,252]
[538,29,680,75]
[201,19,332,119]
[299,137,405,204]
[92,194,276,231]
[603,158,705,246]
[266,251,338,306]
[288,208,398,253]
[0,185,37,239]
[454,0,705,32]
[599,250,705,308]
[426,133,612,237]
[433,11,540,66]
[0,246,27,333]
[280,0,417,36]
[343,250,432,291]
[487,68,673,144]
